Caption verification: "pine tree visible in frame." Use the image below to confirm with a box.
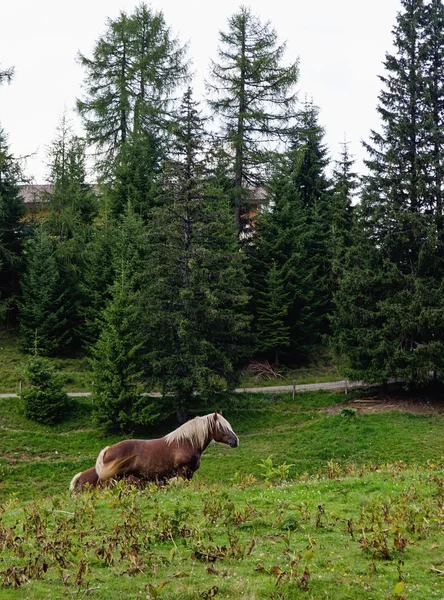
[255,260,290,365]
[44,114,97,239]
[91,264,157,433]
[330,139,359,284]
[249,157,326,361]
[207,6,298,237]
[144,90,251,417]
[81,202,148,348]
[0,127,25,324]
[332,0,444,385]
[19,229,74,355]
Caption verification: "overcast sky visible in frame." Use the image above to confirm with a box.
[0,0,401,183]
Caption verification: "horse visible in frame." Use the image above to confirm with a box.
[69,467,99,491]
[69,466,142,492]
[95,412,239,484]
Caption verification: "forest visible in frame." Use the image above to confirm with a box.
[1,0,444,432]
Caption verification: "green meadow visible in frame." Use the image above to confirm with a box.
[0,390,443,599]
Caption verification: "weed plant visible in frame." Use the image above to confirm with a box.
[0,389,443,598]
[0,463,443,599]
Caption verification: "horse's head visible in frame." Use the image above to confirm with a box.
[211,412,239,448]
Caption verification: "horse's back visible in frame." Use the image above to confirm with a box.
[104,437,181,478]
[105,438,159,460]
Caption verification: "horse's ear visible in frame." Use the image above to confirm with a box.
[216,410,223,416]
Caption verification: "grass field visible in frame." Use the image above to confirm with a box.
[0,329,342,393]
[0,389,443,598]
[0,330,93,394]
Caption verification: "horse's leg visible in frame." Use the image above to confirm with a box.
[125,474,142,487]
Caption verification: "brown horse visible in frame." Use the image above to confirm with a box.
[69,467,142,492]
[95,412,239,483]
[69,467,99,491]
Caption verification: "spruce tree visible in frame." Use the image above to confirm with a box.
[207,6,298,237]
[0,127,25,324]
[144,90,251,418]
[21,352,71,425]
[90,264,156,433]
[44,114,97,239]
[250,99,334,361]
[332,0,444,385]
[19,229,74,355]
[107,130,163,219]
[81,202,148,348]
[80,213,115,347]
[41,115,98,350]
[291,99,333,334]
[90,202,153,432]
[255,260,290,365]
[249,156,326,361]
[329,139,359,286]
[291,99,331,213]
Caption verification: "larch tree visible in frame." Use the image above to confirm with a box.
[207,5,299,238]
[0,65,14,85]
[77,2,189,217]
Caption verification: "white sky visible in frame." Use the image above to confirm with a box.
[0,0,400,183]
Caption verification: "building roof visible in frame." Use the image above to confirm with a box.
[20,184,52,204]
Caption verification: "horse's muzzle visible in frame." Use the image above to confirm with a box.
[230,438,239,448]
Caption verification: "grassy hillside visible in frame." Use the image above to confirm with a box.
[0,390,443,598]
[0,329,341,393]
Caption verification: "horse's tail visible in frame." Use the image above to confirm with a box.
[95,446,135,481]
[69,472,83,492]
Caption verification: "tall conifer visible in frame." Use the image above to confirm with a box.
[0,128,25,320]
[207,6,298,238]
[144,90,251,418]
[333,0,444,384]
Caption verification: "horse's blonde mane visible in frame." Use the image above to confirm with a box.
[164,413,233,447]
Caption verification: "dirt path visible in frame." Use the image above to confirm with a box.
[2,381,443,415]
